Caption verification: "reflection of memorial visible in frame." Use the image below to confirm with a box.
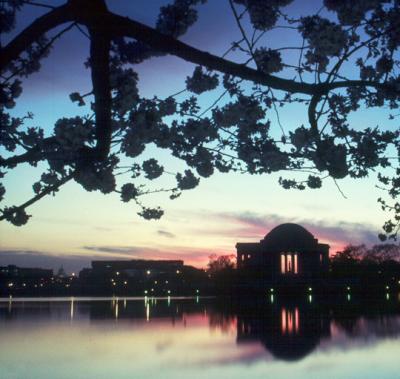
[237,304,330,361]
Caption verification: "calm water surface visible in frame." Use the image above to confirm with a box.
[1,296,400,379]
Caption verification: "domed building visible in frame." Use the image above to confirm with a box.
[236,223,329,289]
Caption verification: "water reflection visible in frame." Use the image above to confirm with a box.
[1,296,400,378]
[236,303,330,361]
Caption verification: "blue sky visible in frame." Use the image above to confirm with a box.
[0,0,393,272]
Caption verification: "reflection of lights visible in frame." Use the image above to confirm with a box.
[281,308,299,334]
[196,296,199,304]
[123,298,127,308]
[347,294,351,301]
[70,298,74,320]
[308,294,313,303]
[115,301,119,319]
[167,296,171,306]
[386,293,390,300]
[270,294,274,303]
[146,303,150,321]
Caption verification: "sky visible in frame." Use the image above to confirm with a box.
[0,0,395,272]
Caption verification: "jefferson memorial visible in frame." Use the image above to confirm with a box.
[236,223,329,289]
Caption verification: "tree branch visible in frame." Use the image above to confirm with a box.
[0,173,73,222]
[0,3,73,71]
[0,137,57,168]
[2,1,392,99]
[89,27,112,160]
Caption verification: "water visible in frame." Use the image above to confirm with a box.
[1,296,400,379]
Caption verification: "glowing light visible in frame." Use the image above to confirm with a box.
[176,270,180,274]
[386,285,390,290]
[347,286,351,291]
[116,271,120,276]
[146,270,151,275]
[308,287,312,292]
[281,254,286,274]
[144,290,148,294]
[294,253,298,274]
[270,288,274,293]
[196,289,199,293]
[167,290,171,294]
[71,272,75,277]
[287,254,292,272]
[146,303,150,321]
[112,282,116,286]
[124,281,127,285]
[7,282,13,288]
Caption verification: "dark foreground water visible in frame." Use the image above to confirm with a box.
[1,295,400,379]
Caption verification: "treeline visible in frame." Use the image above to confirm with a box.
[329,244,400,293]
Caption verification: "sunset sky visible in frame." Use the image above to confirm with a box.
[0,0,392,272]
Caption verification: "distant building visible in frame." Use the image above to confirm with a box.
[0,265,54,293]
[236,223,329,290]
[89,259,184,277]
[0,265,53,280]
[79,259,208,296]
